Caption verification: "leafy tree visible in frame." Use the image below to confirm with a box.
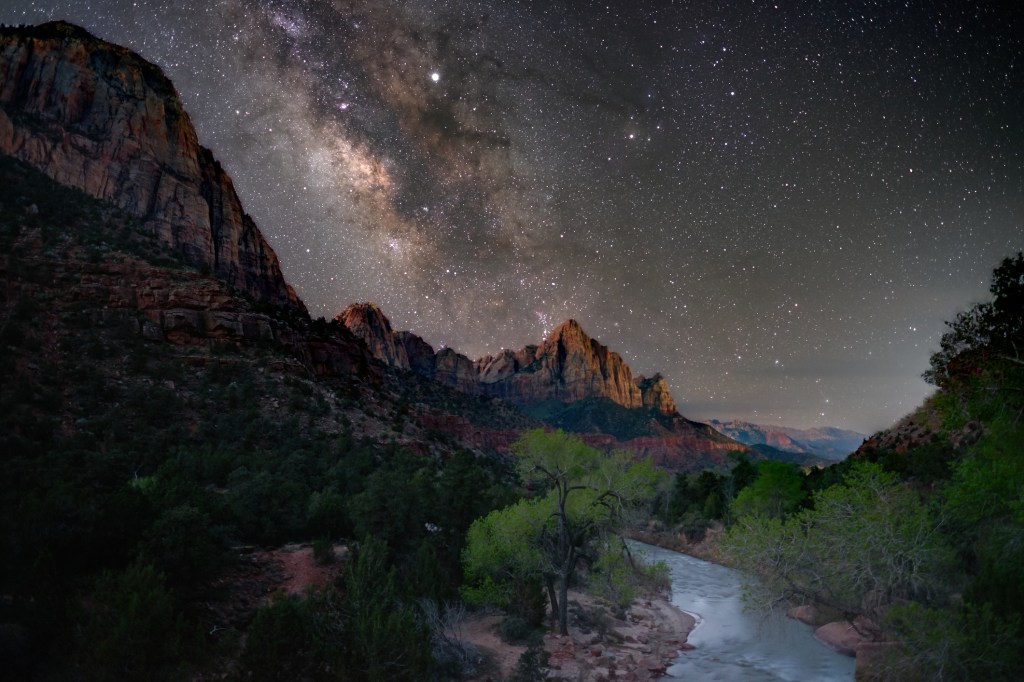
[729,460,806,520]
[462,497,550,624]
[241,594,316,681]
[139,503,225,591]
[723,462,952,626]
[924,251,1024,389]
[730,455,759,492]
[884,601,1023,681]
[463,429,662,634]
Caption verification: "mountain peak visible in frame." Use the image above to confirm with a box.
[338,302,391,328]
[550,318,585,336]
[337,303,409,369]
[2,20,97,41]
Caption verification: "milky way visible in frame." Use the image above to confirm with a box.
[3,1,1022,432]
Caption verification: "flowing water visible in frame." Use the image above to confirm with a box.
[629,541,856,681]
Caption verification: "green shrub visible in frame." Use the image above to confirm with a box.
[499,616,543,646]
[312,537,336,565]
[77,561,187,681]
[241,595,315,681]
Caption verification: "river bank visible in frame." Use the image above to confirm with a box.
[631,528,888,677]
[463,588,696,681]
[627,523,728,564]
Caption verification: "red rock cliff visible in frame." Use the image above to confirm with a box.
[339,306,682,415]
[337,303,411,369]
[476,319,644,407]
[0,21,301,309]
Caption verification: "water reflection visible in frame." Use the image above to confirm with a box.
[629,541,856,681]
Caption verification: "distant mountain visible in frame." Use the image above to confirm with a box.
[706,419,867,460]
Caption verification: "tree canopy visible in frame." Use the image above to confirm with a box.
[722,462,952,626]
[462,429,663,634]
[924,251,1024,389]
[729,460,806,520]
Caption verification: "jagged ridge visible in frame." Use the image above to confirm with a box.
[339,302,678,415]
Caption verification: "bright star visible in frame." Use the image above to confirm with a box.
[431,72,440,82]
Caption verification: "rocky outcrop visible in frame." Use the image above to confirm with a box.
[337,303,410,370]
[333,308,755,469]
[0,21,300,309]
[814,617,881,657]
[4,244,375,380]
[850,393,982,462]
[636,374,676,415]
[434,347,479,394]
[394,330,436,375]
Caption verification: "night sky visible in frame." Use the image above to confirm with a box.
[3,1,1021,432]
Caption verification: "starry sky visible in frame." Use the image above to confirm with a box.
[3,1,1022,432]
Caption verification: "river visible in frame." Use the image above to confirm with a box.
[630,542,856,681]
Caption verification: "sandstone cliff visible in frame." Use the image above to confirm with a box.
[338,304,680,416]
[338,303,411,370]
[477,319,645,408]
[0,21,300,309]
[636,374,677,416]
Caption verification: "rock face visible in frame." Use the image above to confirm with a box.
[394,330,436,375]
[0,21,300,309]
[334,308,752,469]
[337,303,410,369]
[338,307,681,415]
[636,374,677,415]
[478,320,644,408]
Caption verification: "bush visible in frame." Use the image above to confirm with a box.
[312,537,335,565]
[885,602,1024,681]
[76,561,187,681]
[499,616,543,646]
[241,595,315,681]
[510,643,549,682]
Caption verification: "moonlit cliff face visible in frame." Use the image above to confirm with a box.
[3,1,1022,431]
